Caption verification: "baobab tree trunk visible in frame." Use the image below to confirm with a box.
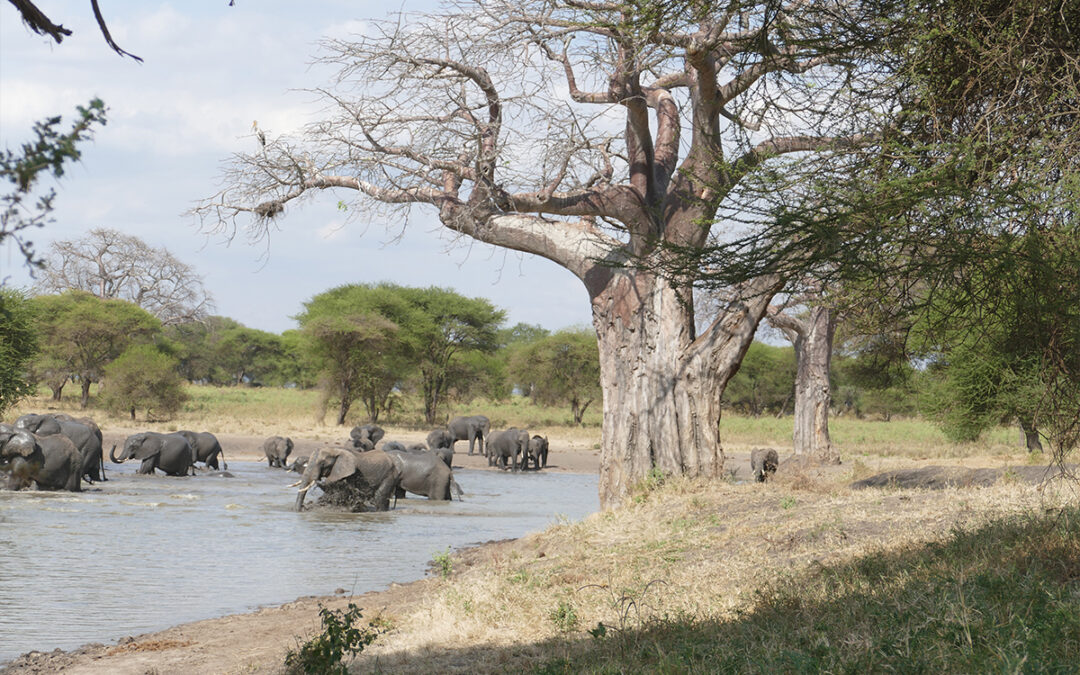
[593,271,779,508]
[771,304,840,465]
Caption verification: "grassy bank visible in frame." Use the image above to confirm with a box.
[345,473,1078,673]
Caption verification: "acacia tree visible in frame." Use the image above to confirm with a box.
[37,228,214,325]
[32,291,161,408]
[509,329,601,425]
[0,288,39,415]
[196,1,889,507]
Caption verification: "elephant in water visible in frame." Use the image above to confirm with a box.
[291,447,400,512]
[0,424,81,492]
[425,429,454,469]
[16,413,105,483]
[111,432,194,476]
[447,415,490,456]
[384,447,461,500]
[487,428,529,471]
[176,430,227,470]
[263,436,294,468]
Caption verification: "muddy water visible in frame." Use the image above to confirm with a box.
[0,461,598,662]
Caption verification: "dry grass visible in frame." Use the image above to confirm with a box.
[348,472,1076,673]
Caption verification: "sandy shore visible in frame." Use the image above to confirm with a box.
[2,430,602,675]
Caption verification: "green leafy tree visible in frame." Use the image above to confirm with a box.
[277,329,321,389]
[0,288,40,415]
[31,291,161,408]
[214,325,285,386]
[722,342,796,418]
[297,284,413,424]
[102,344,188,420]
[1,99,107,271]
[508,328,601,424]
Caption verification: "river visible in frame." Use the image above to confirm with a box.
[0,461,598,662]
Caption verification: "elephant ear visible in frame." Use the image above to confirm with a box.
[6,430,39,457]
[326,450,359,483]
[131,436,161,460]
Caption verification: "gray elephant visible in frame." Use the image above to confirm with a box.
[0,424,81,491]
[750,448,779,482]
[426,429,454,468]
[16,413,105,483]
[447,415,490,456]
[524,435,549,470]
[287,455,308,473]
[487,428,529,471]
[384,448,461,500]
[349,424,385,451]
[291,447,400,512]
[111,432,195,476]
[263,436,294,468]
[176,430,227,470]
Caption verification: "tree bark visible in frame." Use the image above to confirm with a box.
[80,377,91,409]
[771,304,839,465]
[1019,419,1043,452]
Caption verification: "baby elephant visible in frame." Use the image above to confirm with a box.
[750,448,779,483]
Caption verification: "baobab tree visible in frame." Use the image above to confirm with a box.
[196,1,889,507]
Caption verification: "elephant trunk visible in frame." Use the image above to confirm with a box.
[293,449,322,512]
[109,444,124,463]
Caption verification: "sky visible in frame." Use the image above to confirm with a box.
[0,1,593,334]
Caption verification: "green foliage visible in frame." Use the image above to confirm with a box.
[550,600,580,633]
[0,288,40,415]
[1,99,107,270]
[431,547,453,579]
[722,342,796,417]
[536,507,1080,673]
[508,328,601,424]
[214,324,286,386]
[102,344,188,420]
[283,603,381,675]
[31,291,161,407]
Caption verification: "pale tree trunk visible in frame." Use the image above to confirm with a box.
[1019,418,1043,452]
[770,304,840,464]
[594,271,779,507]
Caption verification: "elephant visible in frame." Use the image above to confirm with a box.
[384,448,461,500]
[176,430,227,470]
[349,424,385,451]
[0,424,81,491]
[263,436,294,468]
[426,429,454,468]
[524,435,549,470]
[16,413,105,483]
[287,455,308,473]
[110,432,195,476]
[750,448,779,482]
[291,447,400,512]
[447,415,490,456]
[487,428,529,471]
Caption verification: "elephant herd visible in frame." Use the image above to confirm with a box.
[265,415,550,513]
[0,411,551,515]
[0,412,228,492]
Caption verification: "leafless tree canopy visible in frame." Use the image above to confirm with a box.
[194,0,891,506]
[36,228,214,325]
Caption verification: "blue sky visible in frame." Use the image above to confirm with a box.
[0,1,593,334]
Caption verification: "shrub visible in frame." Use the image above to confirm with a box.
[102,344,187,420]
[284,603,381,674]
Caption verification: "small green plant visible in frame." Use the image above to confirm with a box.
[284,603,381,674]
[550,599,580,633]
[780,496,797,510]
[431,547,453,578]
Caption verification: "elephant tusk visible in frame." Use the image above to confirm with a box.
[286,480,303,488]
[297,484,313,494]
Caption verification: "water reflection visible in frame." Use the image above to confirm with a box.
[0,462,598,662]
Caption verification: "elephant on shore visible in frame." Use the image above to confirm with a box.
[487,428,529,471]
[263,436,294,468]
[349,424,385,451]
[524,435,549,470]
[111,432,195,476]
[447,415,489,456]
[16,413,105,483]
[291,447,400,512]
[750,448,779,482]
[176,430,227,470]
[384,448,461,500]
[0,424,81,492]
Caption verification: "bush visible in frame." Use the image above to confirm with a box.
[284,603,381,674]
[102,344,187,420]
